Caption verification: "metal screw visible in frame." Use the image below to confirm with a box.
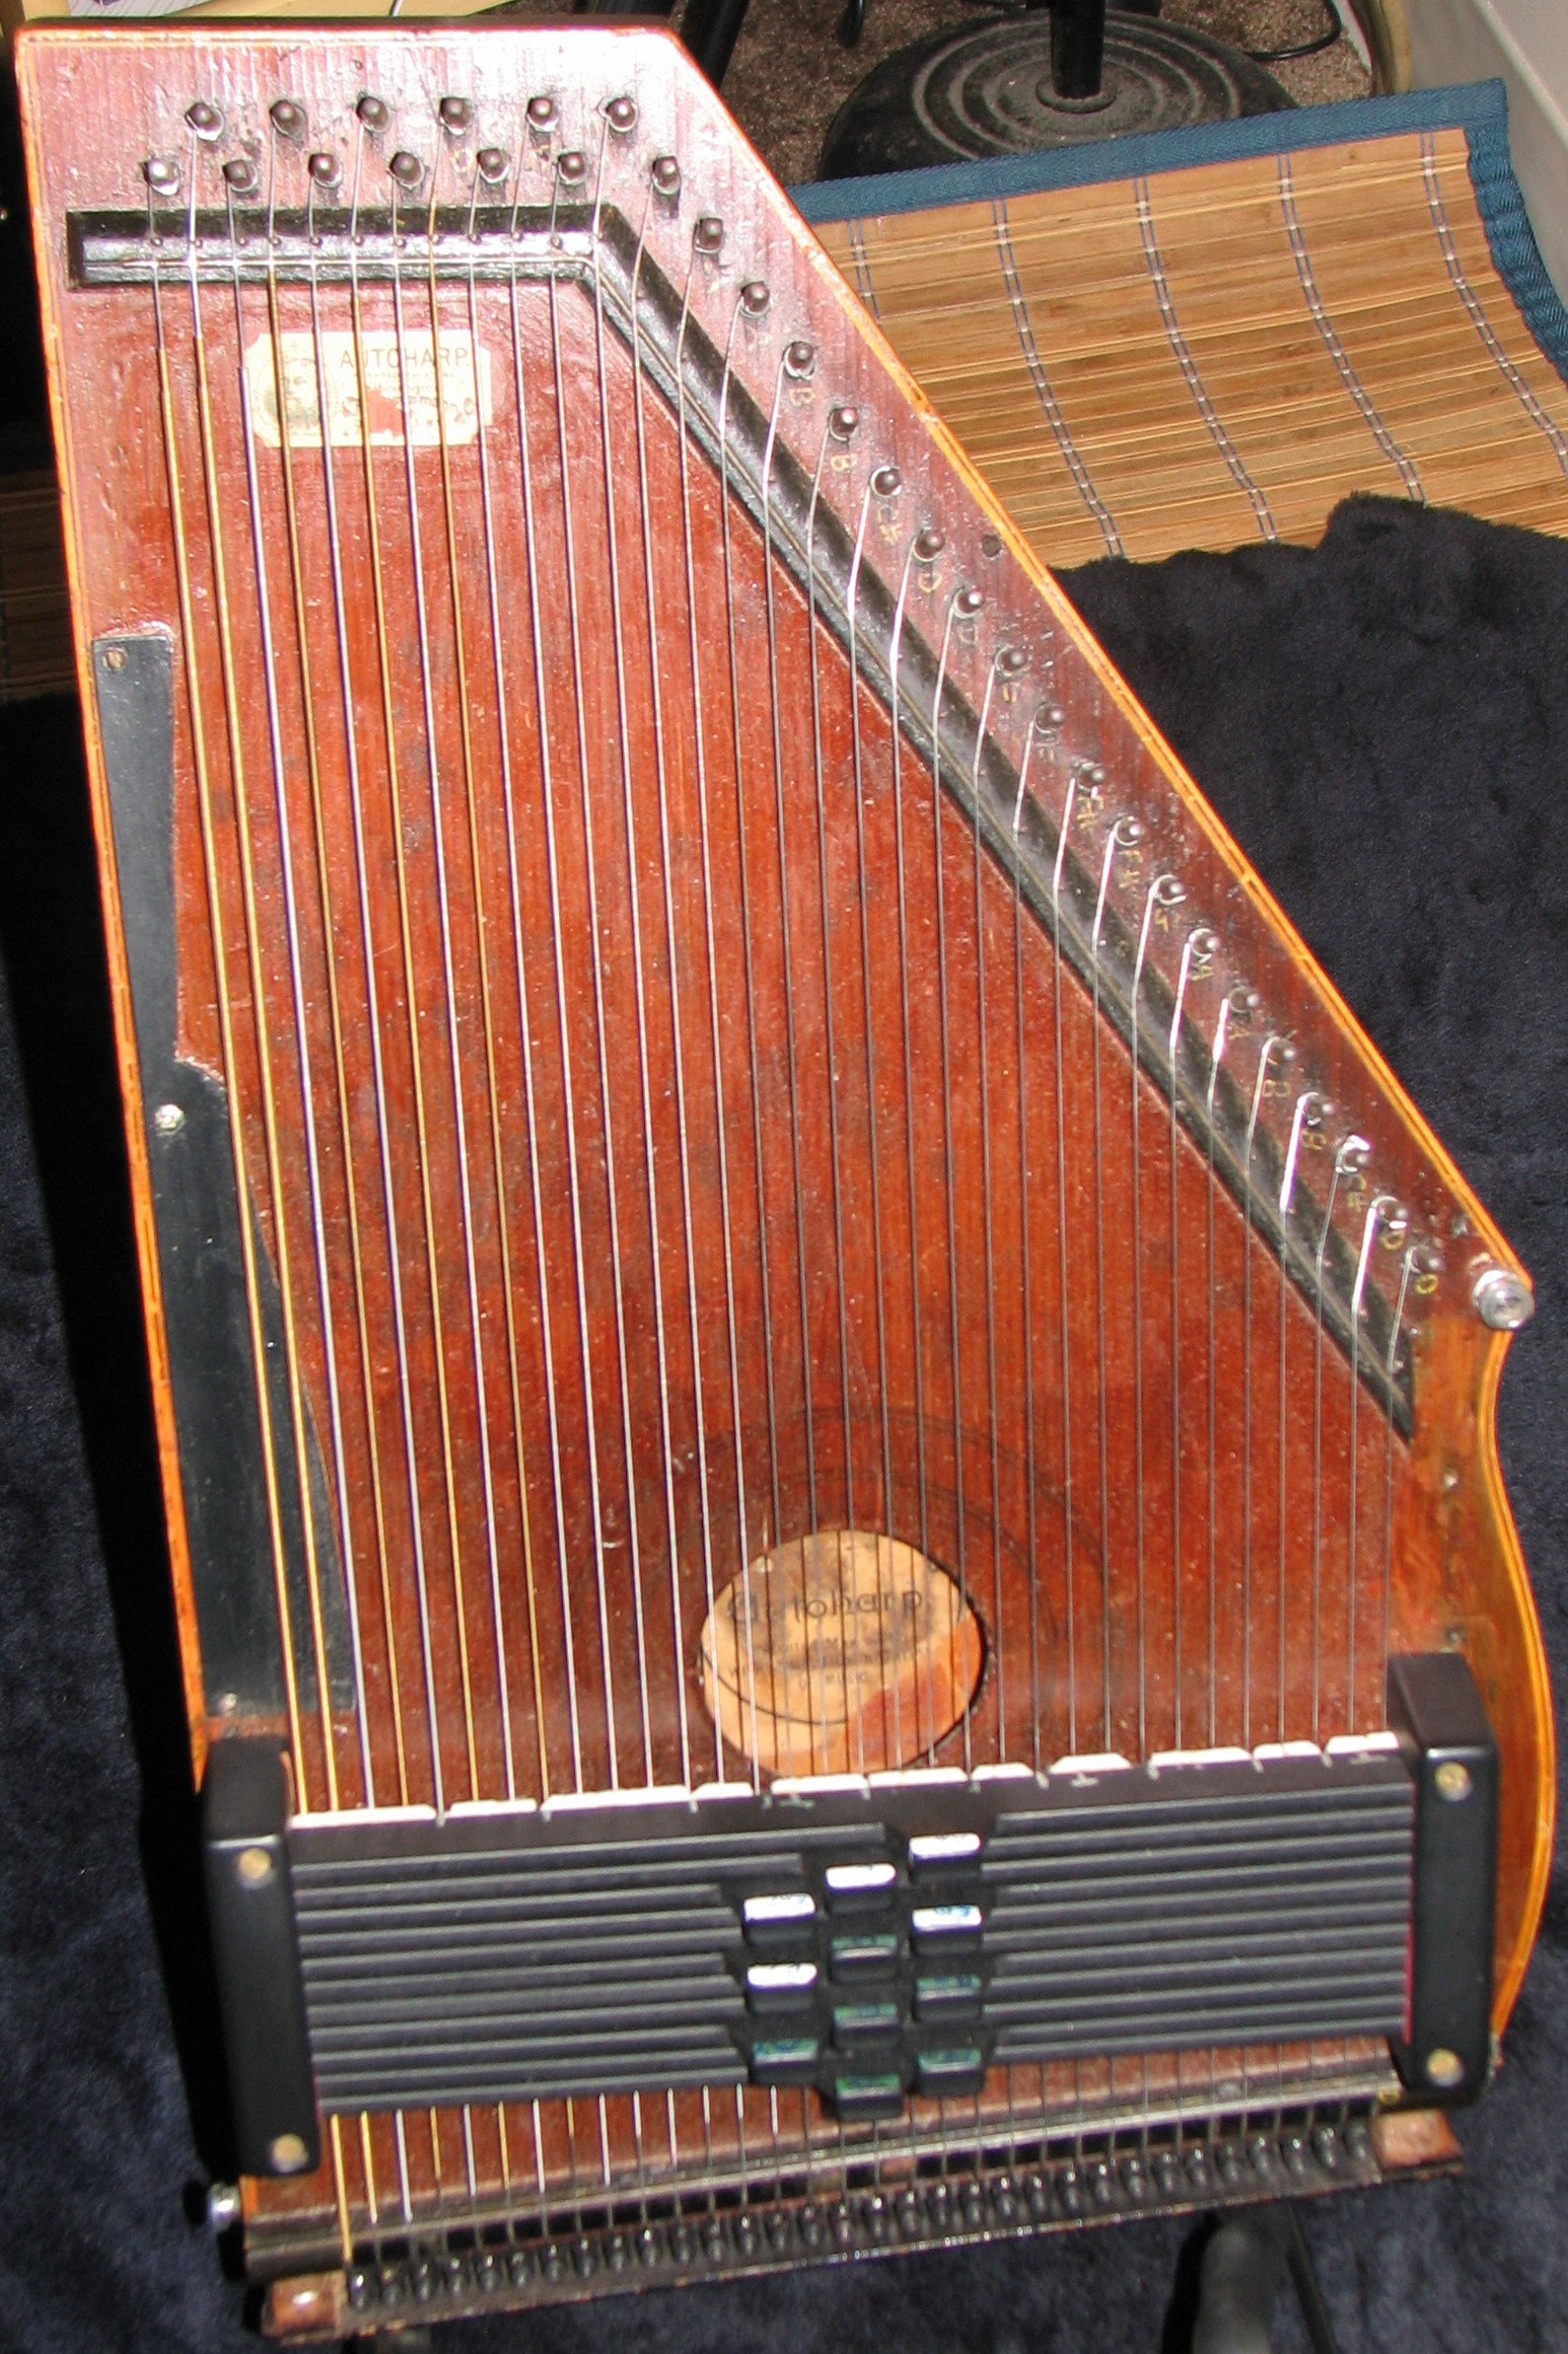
[356,93,389,131]
[205,2180,241,2233]
[235,1844,274,1886]
[186,101,224,141]
[269,2131,310,2172]
[1472,1266,1533,1330]
[1425,2047,1465,2089]
[1435,1760,1473,1802]
[651,155,681,196]
[153,1102,185,1137]
[102,646,126,672]
[437,95,472,132]
[604,94,638,132]
[269,99,306,140]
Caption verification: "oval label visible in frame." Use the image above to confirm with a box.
[698,1530,983,1779]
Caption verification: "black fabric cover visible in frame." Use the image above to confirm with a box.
[0,495,1563,2352]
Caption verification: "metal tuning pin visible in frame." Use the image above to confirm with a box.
[143,157,181,197]
[650,154,681,197]
[1280,1089,1329,1216]
[871,464,902,501]
[307,151,342,192]
[476,147,509,188]
[556,150,588,189]
[438,96,473,134]
[526,93,558,134]
[995,643,1028,679]
[221,157,257,197]
[693,214,724,256]
[740,280,770,319]
[783,340,817,380]
[355,92,389,132]
[186,101,223,142]
[912,525,945,564]
[954,584,983,618]
[269,98,306,141]
[827,403,859,441]
[603,94,638,134]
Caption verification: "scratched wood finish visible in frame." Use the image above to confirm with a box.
[19,21,1551,2274]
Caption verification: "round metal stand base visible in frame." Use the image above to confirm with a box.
[820,10,1294,177]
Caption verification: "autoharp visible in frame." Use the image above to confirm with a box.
[18,23,1552,2343]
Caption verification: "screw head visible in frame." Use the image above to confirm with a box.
[1473,1266,1533,1330]
[1435,1760,1473,1802]
[269,2131,310,2173]
[205,2180,242,2232]
[153,1101,185,1137]
[101,645,126,673]
[1425,2046,1465,2090]
[235,1844,274,1886]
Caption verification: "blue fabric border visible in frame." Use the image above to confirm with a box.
[793,77,1568,393]
[789,82,1507,221]
[1463,108,1568,382]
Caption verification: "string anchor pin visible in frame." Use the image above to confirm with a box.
[185,101,223,141]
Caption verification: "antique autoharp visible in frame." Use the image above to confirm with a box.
[18,23,1553,2342]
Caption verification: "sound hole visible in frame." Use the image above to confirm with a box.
[698,1530,983,1777]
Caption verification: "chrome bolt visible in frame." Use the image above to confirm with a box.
[1435,1760,1473,1802]
[235,1844,274,1886]
[153,1102,185,1137]
[1425,2047,1465,2089]
[1473,1266,1533,1330]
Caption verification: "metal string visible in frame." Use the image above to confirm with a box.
[1165,920,1209,1749]
[423,142,526,1800]
[1241,1036,1289,1750]
[1131,871,1183,1757]
[1278,1088,1325,1739]
[232,180,374,1810]
[1312,1136,1368,1737]
[505,141,588,1795]
[1349,1195,1397,1733]
[1091,816,1138,1747]
[629,187,728,1792]
[588,137,676,1785]
[179,151,341,1806]
[845,478,900,1767]
[969,653,1006,1753]
[804,416,864,1764]
[888,537,935,1756]
[1203,991,1231,1749]
[1009,709,1043,1764]
[931,587,973,1769]
[543,162,625,1784]
[1048,767,1079,1755]
[674,250,753,1785]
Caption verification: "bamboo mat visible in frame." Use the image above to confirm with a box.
[813,123,1568,567]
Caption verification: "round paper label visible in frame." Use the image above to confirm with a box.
[698,1529,983,1779]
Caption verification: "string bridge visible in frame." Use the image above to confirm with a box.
[70,204,604,287]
